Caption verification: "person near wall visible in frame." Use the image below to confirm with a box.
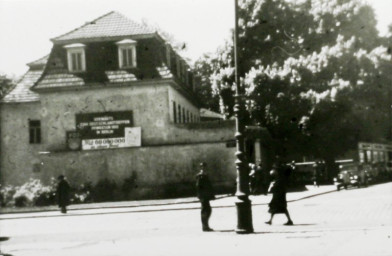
[57,175,70,214]
[265,164,294,226]
[249,163,257,195]
[196,162,215,232]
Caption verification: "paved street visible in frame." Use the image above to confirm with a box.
[1,183,391,256]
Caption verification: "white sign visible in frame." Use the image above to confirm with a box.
[82,127,141,150]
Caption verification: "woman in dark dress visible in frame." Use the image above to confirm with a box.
[265,165,293,225]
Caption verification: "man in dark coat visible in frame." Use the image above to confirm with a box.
[265,164,293,225]
[196,162,215,231]
[57,175,70,214]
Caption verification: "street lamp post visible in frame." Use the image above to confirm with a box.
[233,0,253,234]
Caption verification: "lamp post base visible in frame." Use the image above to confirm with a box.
[235,197,254,234]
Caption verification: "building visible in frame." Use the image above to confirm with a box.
[1,12,269,199]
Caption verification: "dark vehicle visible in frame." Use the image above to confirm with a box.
[334,163,370,191]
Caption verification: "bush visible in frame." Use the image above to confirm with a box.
[14,195,28,207]
[34,177,57,206]
[1,178,57,207]
[0,184,16,207]
[34,190,56,206]
[12,179,41,207]
[71,181,93,204]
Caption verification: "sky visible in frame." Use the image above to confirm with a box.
[0,0,391,77]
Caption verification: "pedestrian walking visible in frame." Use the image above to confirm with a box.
[57,175,70,214]
[196,162,215,232]
[265,164,293,226]
[249,163,257,195]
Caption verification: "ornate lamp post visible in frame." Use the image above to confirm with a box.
[233,0,254,234]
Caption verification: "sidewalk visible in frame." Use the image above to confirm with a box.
[0,185,336,220]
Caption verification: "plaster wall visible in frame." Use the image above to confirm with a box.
[38,83,172,151]
[0,102,44,184]
[167,121,235,144]
[38,142,237,198]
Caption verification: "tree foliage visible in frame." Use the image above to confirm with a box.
[194,0,391,165]
[0,74,15,99]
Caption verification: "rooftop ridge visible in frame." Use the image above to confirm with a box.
[51,11,156,43]
[51,11,116,42]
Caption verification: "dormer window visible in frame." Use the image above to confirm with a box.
[165,43,171,68]
[64,43,86,72]
[116,39,137,69]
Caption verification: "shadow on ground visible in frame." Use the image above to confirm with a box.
[0,237,13,256]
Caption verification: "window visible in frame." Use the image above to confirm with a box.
[188,72,194,89]
[121,48,133,67]
[183,65,187,82]
[165,44,171,68]
[29,120,41,144]
[187,110,190,123]
[71,52,83,71]
[177,58,182,78]
[182,107,186,123]
[116,39,137,69]
[185,69,189,86]
[64,43,86,72]
[173,101,177,123]
[178,105,182,123]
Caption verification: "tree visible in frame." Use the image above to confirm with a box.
[194,41,236,116]
[193,53,224,113]
[245,35,391,176]
[0,74,15,99]
[195,0,390,171]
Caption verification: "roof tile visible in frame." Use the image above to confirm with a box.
[27,55,49,69]
[106,70,137,83]
[52,11,155,42]
[2,70,43,103]
[35,73,85,89]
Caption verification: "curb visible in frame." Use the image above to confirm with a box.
[0,194,232,215]
[0,190,336,220]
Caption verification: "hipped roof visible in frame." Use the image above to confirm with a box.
[52,11,156,43]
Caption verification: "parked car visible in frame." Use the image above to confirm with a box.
[334,163,369,190]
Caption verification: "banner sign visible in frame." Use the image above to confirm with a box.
[75,111,141,150]
[81,127,141,150]
[358,142,392,151]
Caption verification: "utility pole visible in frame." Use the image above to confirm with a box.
[233,0,254,234]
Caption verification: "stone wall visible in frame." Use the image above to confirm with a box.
[37,141,237,198]
[0,102,45,184]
